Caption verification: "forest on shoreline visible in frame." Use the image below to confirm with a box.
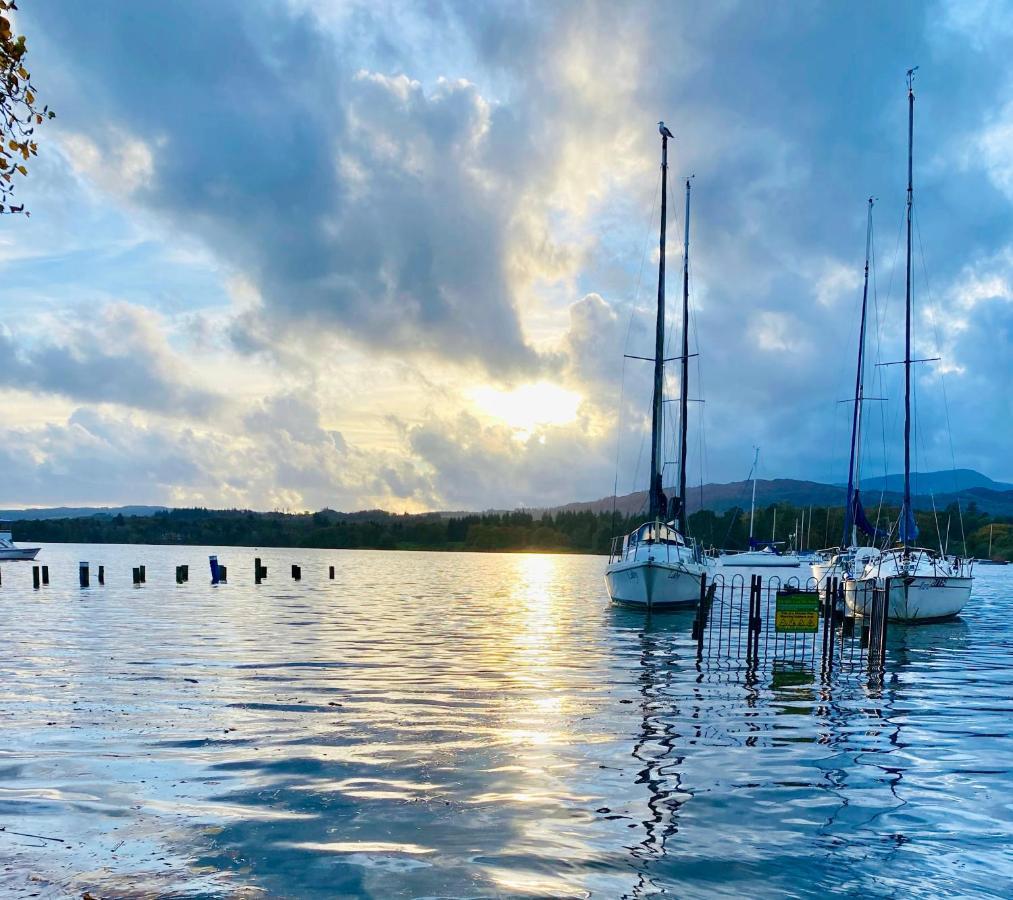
[16,501,1011,561]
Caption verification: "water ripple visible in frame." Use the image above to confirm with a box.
[0,546,1010,897]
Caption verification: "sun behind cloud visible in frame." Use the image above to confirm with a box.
[468,382,582,436]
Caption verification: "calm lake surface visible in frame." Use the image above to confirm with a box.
[2,544,1011,898]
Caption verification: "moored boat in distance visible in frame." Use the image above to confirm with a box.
[0,521,41,561]
[975,525,1008,564]
[717,463,800,567]
[718,542,800,568]
[605,122,712,610]
[812,545,879,584]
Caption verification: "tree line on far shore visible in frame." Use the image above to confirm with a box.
[16,501,1011,561]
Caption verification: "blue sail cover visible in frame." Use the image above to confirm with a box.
[899,501,919,543]
[852,491,889,541]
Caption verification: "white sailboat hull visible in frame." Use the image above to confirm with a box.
[844,575,971,623]
[605,558,705,609]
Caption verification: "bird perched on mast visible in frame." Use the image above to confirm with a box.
[658,121,674,139]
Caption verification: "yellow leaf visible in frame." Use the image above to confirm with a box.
[7,140,16,151]
[17,66,27,80]
[25,91,34,104]
[16,164,27,175]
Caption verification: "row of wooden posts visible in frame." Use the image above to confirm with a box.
[6,556,338,588]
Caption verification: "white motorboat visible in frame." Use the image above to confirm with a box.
[845,71,972,621]
[845,548,973,622]
[0,522,40,560]
[605,123,712,610]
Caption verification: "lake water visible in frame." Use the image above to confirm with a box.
[1,544,1011,898]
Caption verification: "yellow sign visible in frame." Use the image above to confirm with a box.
[775,591,819,633]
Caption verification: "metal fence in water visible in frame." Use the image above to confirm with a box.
[690,573,890,682]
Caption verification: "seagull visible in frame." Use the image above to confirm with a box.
[658,121,674,139]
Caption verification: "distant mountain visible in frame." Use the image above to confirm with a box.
[855,469,1013,494]
[551,475,1013,518]
[554,478,845,518]
[0,505,168,521]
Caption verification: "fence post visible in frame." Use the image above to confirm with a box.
[746,575,757,666]
[821,576,834,674]
[752,575,762,662]
[694,574,708,658]
[878,579,890,663]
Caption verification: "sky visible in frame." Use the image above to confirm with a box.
[0,0,1010,512]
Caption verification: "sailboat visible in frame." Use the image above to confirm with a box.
[605,122,712,610]
[845,70,973,622]
[975,524,1007,565]
[812,198,883,585]
[718,449,800,568]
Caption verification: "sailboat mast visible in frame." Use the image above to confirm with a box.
[748,447,759,541]
[677,179,691,534]
[843,198,874,548]
[649,128,669,521]
[903,69,916,552]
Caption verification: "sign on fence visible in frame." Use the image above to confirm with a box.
[775,591,819,633]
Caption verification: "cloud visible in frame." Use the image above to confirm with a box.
[0,303,223,416]
[976,100,1013,200]
[23,1,556,375]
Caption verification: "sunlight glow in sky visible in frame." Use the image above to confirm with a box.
[469,383,583,436]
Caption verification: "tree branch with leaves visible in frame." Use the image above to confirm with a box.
[0,1,53,215]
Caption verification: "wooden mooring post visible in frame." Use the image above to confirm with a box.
[255,557,267,584]
[291,564,301,581]
[329,565,335,579]
[41,565,49,585]
[32,565,40,589]
[98,565,104,585]
[79,561,90,588]
[132,567,142,585]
